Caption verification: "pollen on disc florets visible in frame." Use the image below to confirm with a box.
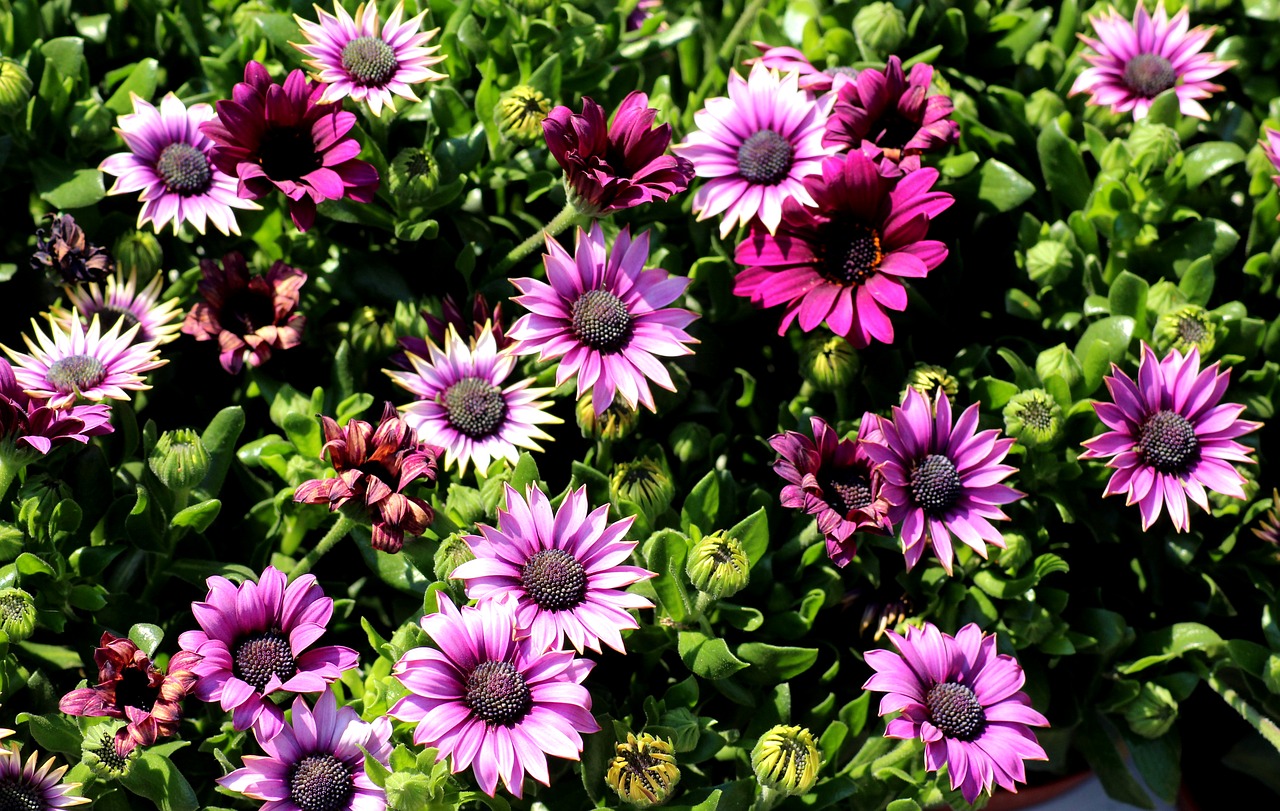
[572,289,633,352]
[340,36,398,87]
[442,376,508,439]
[736,129,794,185]
[465,660,532,725]
[155,142,212,196]
[289,753,354,811]
[910,453,962,514]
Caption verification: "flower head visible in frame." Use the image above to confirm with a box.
[149,428,212,493]
[863,622,1049,803]
[421,292,513,353]
[607,733,680,807]
[82,723,136,778]
[686,531,750,600]
[177,566,359,740]
[99,93,259,235]
[1079,344,1260,532]
[576,391,640,441]
[747,42,857,95]
[1153,304,1217,357]
[0,744,90,809]
[0,588,36,642]
[611,458,675,524]
[508,223,698,415]
[294,1,446,117]
[1069,1,1234,121]
[751,725,821,796]
[1002,389,1063,448]
[30,214,111,285]
[497,85,552,143]
[0,359,112,460]
[53,270,184,346]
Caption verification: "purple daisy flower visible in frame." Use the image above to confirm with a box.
[390,592,600,798]
[177,566,359,740]
[747,42,858,95]
[1262,128,1280,212]
[674,63,834,237]
[823,55,960,175]
[1069,1,1235,121]
[768,416,892,568]
[863,387,1023,574]
[219,688,393,811]
[0,358,112,460]
[201,61,379,232]
[294,1,447,117]
[385,324,560,476]
[863,622,1049,804]
[99,93,260,236]
[733,151,952,348]
[507,222,698,416]
[452,483,655,654]
[1079,343,1260,532]
[0,744,90,809]
[53,270,184,346]
[625,0,666,32]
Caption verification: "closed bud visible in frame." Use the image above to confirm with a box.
[1153,305,1217,357]
[0,59,32,118]
[799,334,859,392]
[606,732,680,807]
[686,530,749,599]
[903,363,958,401]
[0,588,36,643]
[577,392,639,441]
[751,725,821,796]
[611,458,674,524]
[112,231,164,278]
[1127,121,1181,173]
[1035,343,1083,392]
[497,85,552,144]
[148,428,210,493]
[1002,388,1063,448]
[388,147,438,206]
[668,422,710,464]
[853,2,907,57]
[83,722,134,779]
[1124,683,1177,739]
[348,306,399,358]
[1025,240,1073,288]
[434,532,476,583]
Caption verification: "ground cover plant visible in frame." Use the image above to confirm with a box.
[0,0,1279,808]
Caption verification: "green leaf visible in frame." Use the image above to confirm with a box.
[1182,142,1246,189]
[1078,712,1154,808]
[16,712,81,755]
[41,37,86,78]
[121,749,199,811]
[1037,119,1091,210]
[170,499,221,532]
[197,407,245,498]
[282,412,322,459]
[736,642,819,681]
[726,507,768,566]
[509,452,541,493]
[677,631,748,679]
[1108,271,1150,335]
[1118,623,1225,674]
[129,623,164,658]
[1075,316,1135,368]
[977,159,1036,213]
[15,553,54,578]
[681,471,720,532]
[645,530,690,623]
[1178,256,1215,306]
[33,163,105,209]
[105,59,159,114]
[16,641,83,670]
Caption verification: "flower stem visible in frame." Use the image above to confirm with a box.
[494,202,584,275]
[289,514,357,581]
[1202,667,1280,754]
[718,0,767,63]
[754,785,785,811]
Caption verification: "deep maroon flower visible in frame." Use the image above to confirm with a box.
[30,214,112,284]
[181,251,307,374]
[768,416,891,567]
[200,61,379,232]
[542,91,694,216]
[58,632,201,754]
[748,41,857,95]
[0,359,112,460]
[823,55,959,174]
[294,402,440,553]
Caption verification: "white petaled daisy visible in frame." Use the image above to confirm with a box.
[294,1,447,117]
[0,743,91,809]
[2,314,166,409]
[51,270,184,346]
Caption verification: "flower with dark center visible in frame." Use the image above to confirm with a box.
[606,733,680,807]
[30,214,112,285]
[295,402,440,553]
[864,622,1048,803]
[179,567,358,739]
[53,270,184,346]
[863,388,1023,574]
[675,63,832,237]
[1263,129,1280,219]
[181,251,307,374]
[1153,304,1217,356]
[294,1,446,117]
[1081,343,1259,532]
[1003,388,1064,448]
[734,151,953,348]
[496,85,551,143]
[1070,1,1234,120]
[0,744,89,811]
[391,593,600,798]
[45,355,105,395]
[220,689,391,811]
[154,142,212,194]
[746,42,856,94]
[508,223,698,415]
[81,723,135,779]
[769,416,892,567]
[751,725,821,796]
[443,377,508,438]
[454,484,655,654]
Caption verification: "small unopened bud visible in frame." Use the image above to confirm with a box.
[1153,305,1217,357]
[389,147,438,206]
[497,85,552,144]
[433,532,476,583]
[112,231,164,278]
[853,2,907,57]
[751,725,821,796]
[611,458,674,524]
[0,59,32,118]
[1035,343,1083,392]
[577,392,639,441]
[0,588,36,643]
[903,364,958,401]
[606,732,680,807]
[1125,683,1178,739]
[799,334,859,392]
[148,428,211,493]
[686,530,749,600]
[1002,388,1063,448]
[83,722,135,779]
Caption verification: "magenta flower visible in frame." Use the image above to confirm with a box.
[1069,1,1234,121]
[508,222,698,415]
[768,416,891,568]
[219,689,392,811]
[0,359,112,459]
[734,151,952,348]
[863,622,1049,803]
[390,593,600,798]
[748,41,857,94]
[177,566,359,740]
[863,388,1023,574]
[0,745,89,809]
[542,91,694,216]
[1262,128,1280,211]
[1080,344,1259,532]
[54,270,185,346]
[201,61,379,231]
[395,293,512,370]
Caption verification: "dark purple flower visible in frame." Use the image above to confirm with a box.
[30,214,112,285]
[0,359,112,458]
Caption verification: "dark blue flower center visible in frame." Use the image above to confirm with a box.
[233,628,297,692]
[1123,53,1177,97]
[926,682,985,741]
[0,775,43,811]
[443,376,507,439]
[1137,409,1199,474]
[820,468,873,516]
[521,548,587,611]
[823,221,884,286]
[289,753,354,811]
[466,660,532,725]
[910,453,962,514]
[257,126,322,183]
[341,35,398,87]
[47,354,107,394]
[571,289,632,352]
[155,142,212,196]
[114,667,159,713]
[736,129,793,185]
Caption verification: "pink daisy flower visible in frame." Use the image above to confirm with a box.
[53,270,184,346]
[0,744,89,809]
[0,358,112,461]
[747,41,858,95]
[1080,343,1260,532]
[1262,128,1280,212]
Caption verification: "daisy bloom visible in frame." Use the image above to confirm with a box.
[0,744,90,809]
[863,387,1023,574]
[1069,1,1235,121]
[1080,343,1260,532]
[747,41,857,95]
[452,483,655,654]
[394,292,512,369]
[674,62,834,237]
[385,324,560,477]
[2,314,165,409]
[99,93,259,236]
[219,689,392,811]
[0,358,112,462]
[1262,128,1280,211]
[768,416,892,568]
[734,151,953,348]
[863,622,1048,803]
[390,593,600,798]
[293,1,447,117]
[52,270,184,346]
[177,566,359,740]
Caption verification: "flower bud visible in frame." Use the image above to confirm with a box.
[668,422,711,464]
[853,2,908,57]
[0,59,32,118]
[112,231,164,278]
[348,306,399,358]
[606,732,680,807]
[496,85,552,144]
[1035,343,1083,392]
[0,588,36,643]
[1127,121,1181,173]
[1002,388,1063,448]
[577,392,639,441]
[1153,305,1217,357]
[148,428,211,493]
[83,722,135,779]
[388,147,438,206]
[686,530,749,599]
[903,364,958,401]
[1025,240,1073,288]
[799,334,859,392]
[751,725,821,796]
[611,458,674,524]
[433,532,476,583]
[1124,683,1178,739]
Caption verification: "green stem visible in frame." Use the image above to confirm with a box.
[289,515,358,581]
[717,0,767,63]
[1202,668,1280,754]
[754,785,785,811]
[494,202,584,275]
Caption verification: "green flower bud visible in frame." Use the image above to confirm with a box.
[496,85,552,144]
[1153,305,1217,357]
[1145,280,1186,317]
[799,334,859,392]
[1035,343,1083,393]
[751,725,821,796]
[0,588,36,643]
[346,306,399,359]
[853,2,908,57]
[1127,121,1181,173]
[1002,388,1063,448]
[577,392,639,441]
[1025,240,1073,288]
[148,428,211,493]
[1025,89,1066,130]
[606,732,680,807]
[611,458,674,524]
[83,722,134,779]
[686,530,749,599]
[388,147,438,206]
[0,59,32,118]
[1124,683,1177,739]
[903,364,958,401]
[433,532,476,583]
[112,231,164,278]
[668,422,711,464]
[997,532,1032,571]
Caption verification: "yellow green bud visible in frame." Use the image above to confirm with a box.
[611,458,674,524]
[0,59,32,118]
[903,364,958,401]
[1002,388,1063,448]
[606,732,680,807]
[1153,305,1217,357]
[148,428,211,493]
[0,588,36,643]
[577,392,639,441]
[686,530,749,599]
[496,85,552,144]
[751,725,821,796]
[799,334,859,392]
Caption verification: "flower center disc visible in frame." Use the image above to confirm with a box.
[521,548,588,611]
[233,628,297,691]
[289,753,354,811]
[1137,409,1199,474]
[736,129,794,185]
[1123,53,1178,97]
[442,376,507,439]
[257,126,323,182]
[819,468,873,516]
[0,776,43,811]
[340,36,398,87]
[1018,399,1055,431]
[221,288,277,337]
[465,660,532,725]
[910,453,962,514]
[926,682,986,741]
[114,667,160,714]
[0,595,25,622]
[1177,315,1207,343]
[47,354,107,395]
[823,221,884,286]
[571,289,632,352]
[155,142,212,196]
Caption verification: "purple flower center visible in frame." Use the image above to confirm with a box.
[465,660,532,725]
[1137,409,1199,474]
[736,129,794,185]
[340,35,398,87]
[571,289,633,353]
[232,627,297,692]
[154,142,212,196]
[220,287,277,337]
[443,376,507,438]
[819,468,873,516]
[1123,53,1178,98]
[289,753,354,811]
[822,221,884,286]
[926,681,985,741]
[257,126,322,183]
[909,453,962,514]
[0,775,42,811]
[521,548,587,611]
[46,354,107,395]
[114,667,159,714]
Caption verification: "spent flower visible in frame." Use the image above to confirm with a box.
[30,214,112,285]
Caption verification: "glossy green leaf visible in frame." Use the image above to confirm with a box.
[1037,119,1090,210]
[977,158,1036,213]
